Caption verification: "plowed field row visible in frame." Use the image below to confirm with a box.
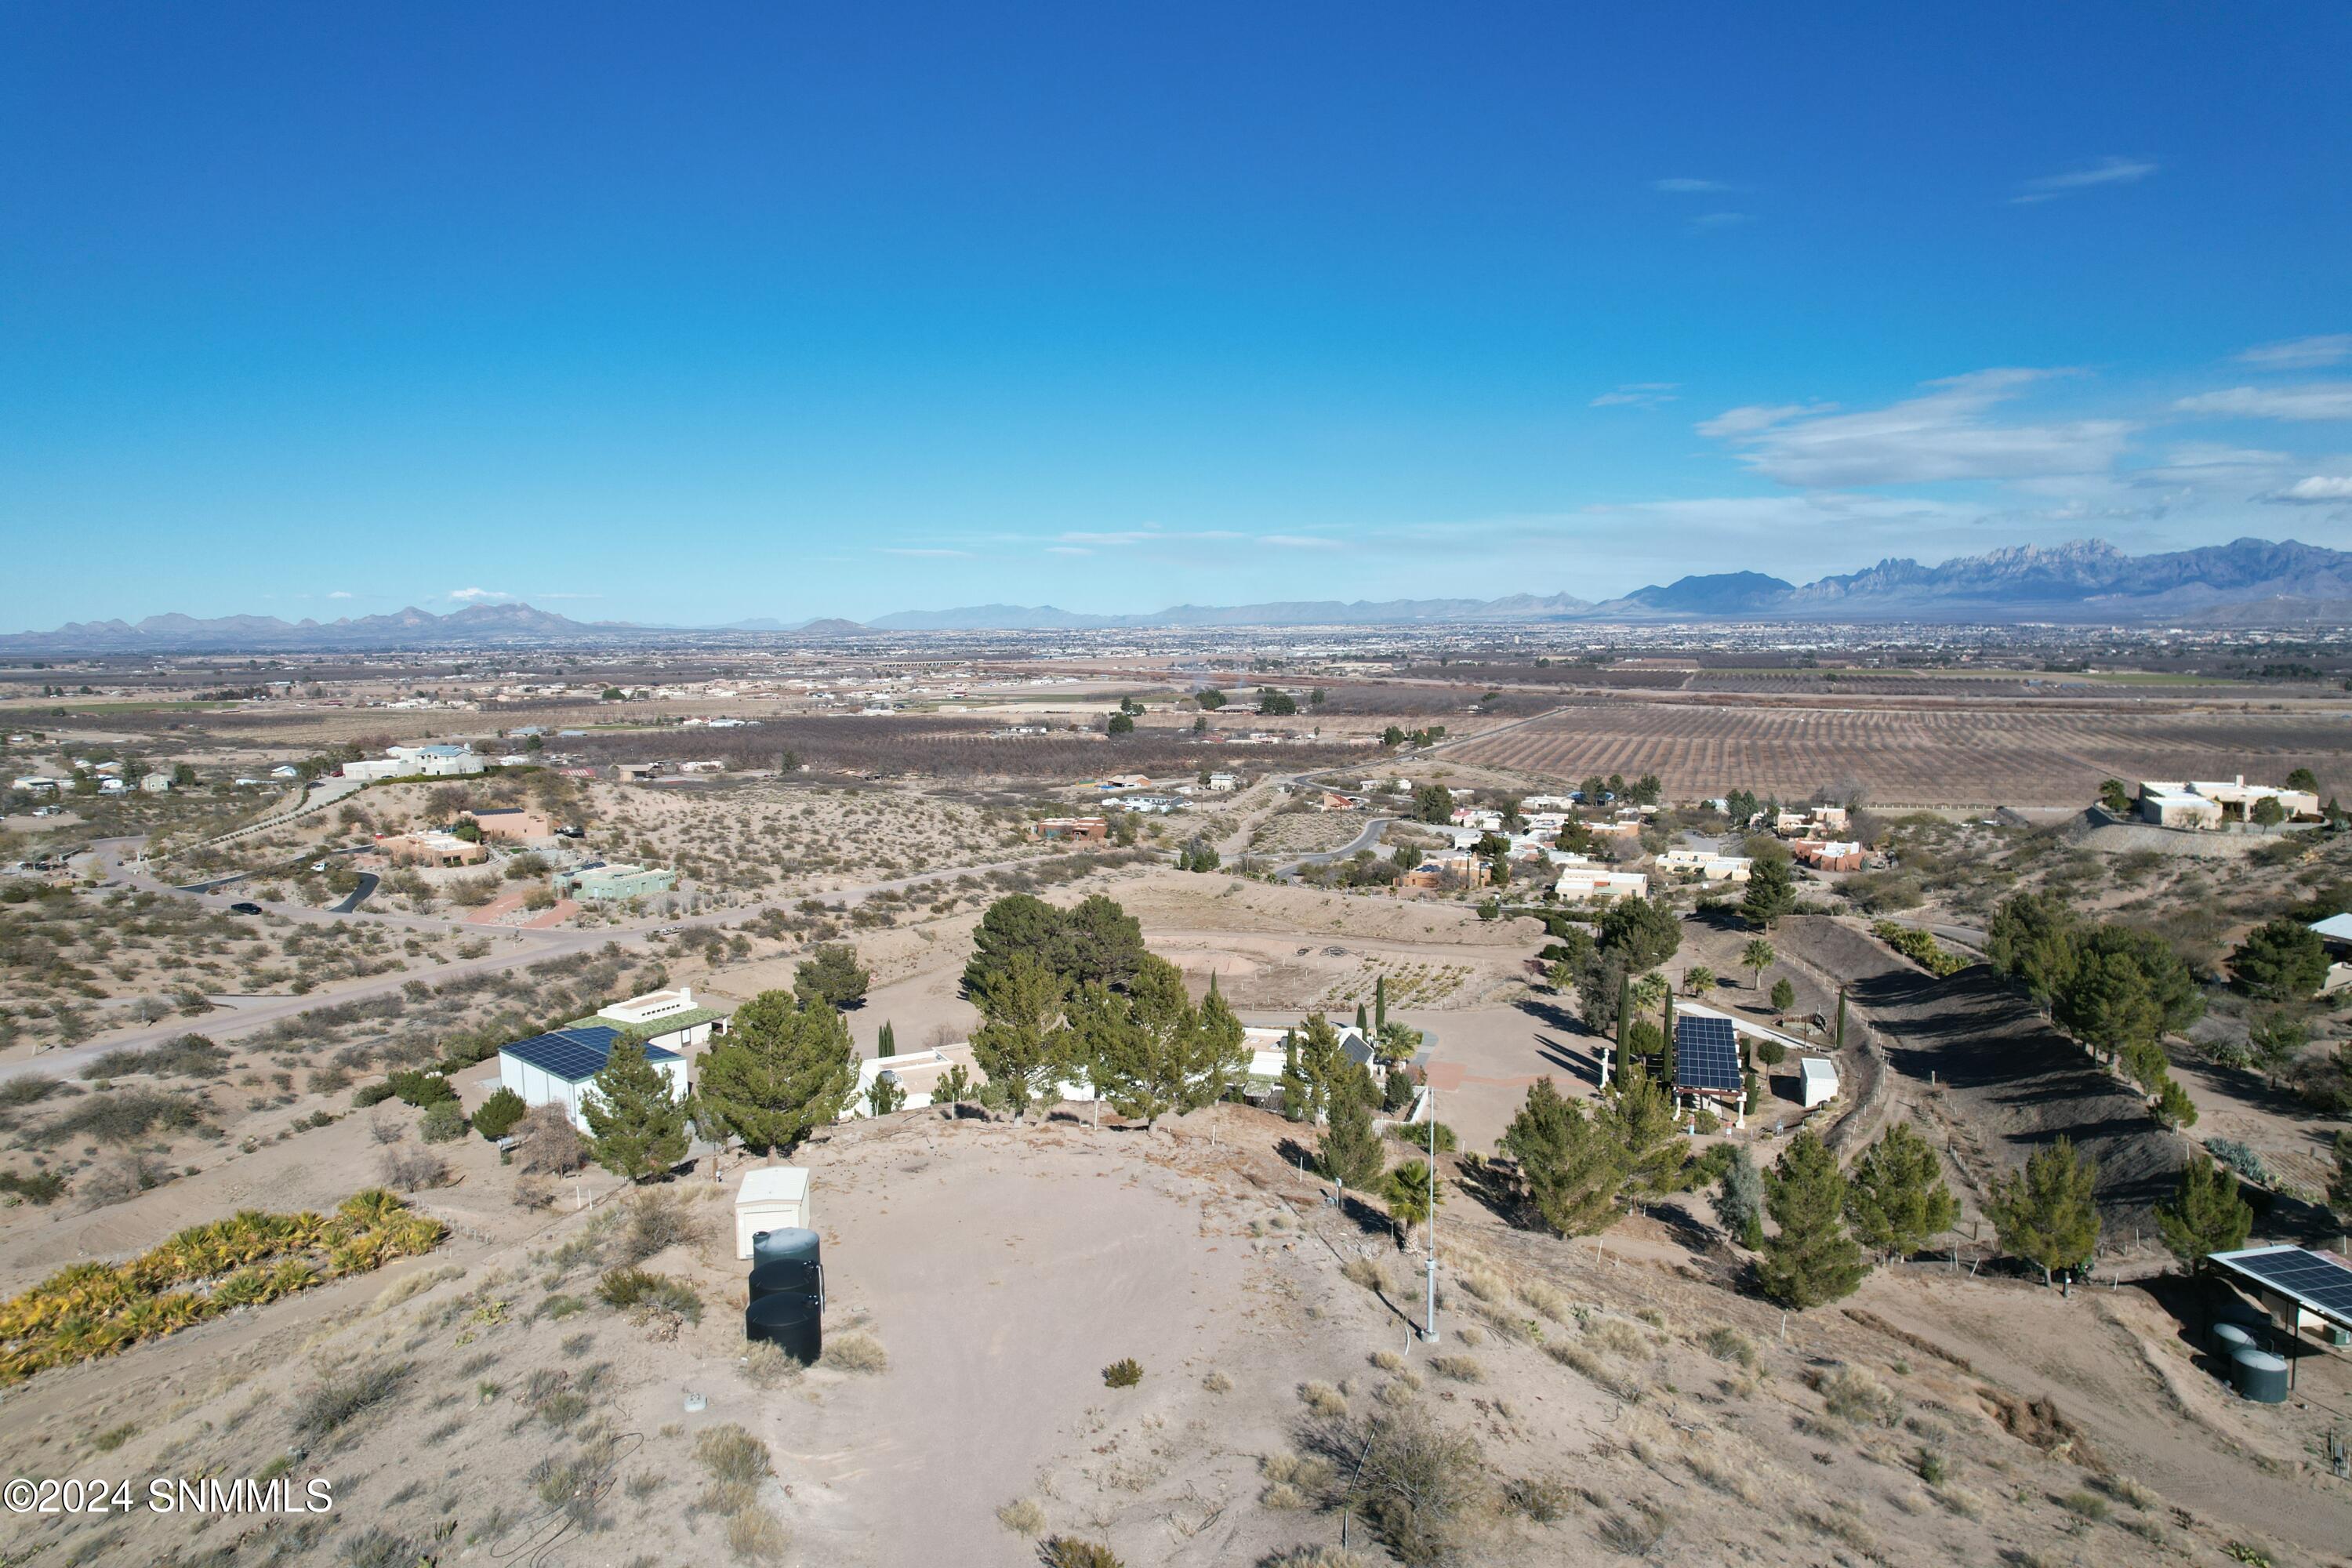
[1446,702,2350,806]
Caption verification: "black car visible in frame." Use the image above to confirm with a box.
[228,901,264,915]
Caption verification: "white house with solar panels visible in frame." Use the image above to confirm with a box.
[499,1024,689,1131]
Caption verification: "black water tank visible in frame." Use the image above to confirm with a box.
[748,1227,822,1305]
[745,1291,822,1364]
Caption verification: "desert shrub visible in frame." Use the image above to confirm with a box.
[472,1087,528,1141]
[1299,1381,1348,1418]
[2059,1490,2108,1522]
[742,1340,800,1389]
[1341,1256,1385,1293]
[419,1102,467,1143]
[1102,1357,1143,1388]
[1597,1501,1672,1556]
[996,1497,1047,1536]
[611,1189,703,1265]
[1257,1550,1377,1568]
[725,1509,789,1563]
[79,1034,230,1080]
[34,1087,205,1146]
[820,1330,888,1374]
[0,1076,66,1108]
[92,1421,137,1452]
[1040,1538,1124,1568]
[352,1082,396,1109]
[1502,1472,1574,1523]
[695,1424,771,1486]
[1700,1326,1757,1370]
[379,1143,452,1192]
[1518,1279,1569,1323]
[340,1527,419,1568]
[0,1169,68,1205]
[387,1069,455,1108]
[515,1102,586,1174]
[1202,1369,1233,1393]
[1305,1402,1486,1566]
[1808,1364,1900,1427]
[595,1267,702,1323]
[2204,1137,2270,1186]
[295,1362,412,1437]
[1425,1355,1481,1383]
[76,1151,175,1208]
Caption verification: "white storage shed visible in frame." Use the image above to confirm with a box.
[1798,1057,1840,1109]
[735,1167,813,1260]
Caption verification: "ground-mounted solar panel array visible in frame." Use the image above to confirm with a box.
[2212,1247,2352,1326]
[1675,1014,1742,1092]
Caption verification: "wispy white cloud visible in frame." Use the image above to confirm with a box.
[2012,156,2156,205]
[1695,402,1835,439]
[877,547,975,558]
[1698,369,2131,486]
[1653,177,1730,194]
[326,590,354,600]
[1255,534,1341,550]
[2236,334,2352,370]
[2262,475,2352,504]
[2175,383,2352,421]
[447,586,512,602]
[1590,383,1680,409]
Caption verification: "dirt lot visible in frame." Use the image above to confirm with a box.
[6,1105,2347,1567]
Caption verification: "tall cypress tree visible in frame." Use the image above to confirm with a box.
[1758,1131,1868,1308]
[1318,1068,1385,1194]
[1374,974,1388,1032]
[877,1020,896,1058]
[583,1036,691,1181]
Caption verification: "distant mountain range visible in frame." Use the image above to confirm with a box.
[6,538,2350,650]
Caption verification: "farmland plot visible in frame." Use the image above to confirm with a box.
[1446,698,2352,806]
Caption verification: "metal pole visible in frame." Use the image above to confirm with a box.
[1425,1081,1439,1343]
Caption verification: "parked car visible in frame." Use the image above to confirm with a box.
[228,901,264,915]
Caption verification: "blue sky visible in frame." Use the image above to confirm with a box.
[4,3,2349,628]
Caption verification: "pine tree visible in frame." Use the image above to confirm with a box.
[866,1072,906,1116]
[2329,1129,2352,1219]
[1741,855,1796,929]
[1296,1013,1347,1123]
[1318,1068,1385,1194]
[471,1086,528,1142]
[696,989,859,1156]
[2154,1074,2198,1129]
[2154,1153,2251,1269]
[583,1036,691,1181]
[1711,1145,1766,1248]
[1606,1061,1683,1192]
[1501,1077,1628,1237]
[877,1021,896,1058]
[1987,1135,2100,1286]
[968,953,1072,1120]
[931,1063,973,1117]
[1844,1123,1958,1261]
[1770,977,1795,1015]
[1194,982,1249,1107]
[1077,954,1233,1130]
[1758,1131,1868,1308]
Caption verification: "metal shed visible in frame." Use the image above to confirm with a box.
[735,1167,813,1260]
[1797,1057,1840,1109]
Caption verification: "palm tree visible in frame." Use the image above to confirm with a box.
[1742,938,1777,992]
[1381,1159,1442,1250]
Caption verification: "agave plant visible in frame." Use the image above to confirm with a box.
[338,1189,406,1228]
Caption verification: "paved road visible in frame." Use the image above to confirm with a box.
[330,872,380,914]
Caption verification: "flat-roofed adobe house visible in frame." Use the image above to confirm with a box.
[557,986,728,1054]
[466,806,554,842]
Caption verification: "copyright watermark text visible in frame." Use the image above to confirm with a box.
[5,1476,334,1515]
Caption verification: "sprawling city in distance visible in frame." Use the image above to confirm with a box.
[5,9,2352,1568]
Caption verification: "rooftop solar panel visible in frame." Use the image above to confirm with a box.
[2210,1246,2352,1328]
[502,1025,682,1082]
[1674,1014,1743,1092]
